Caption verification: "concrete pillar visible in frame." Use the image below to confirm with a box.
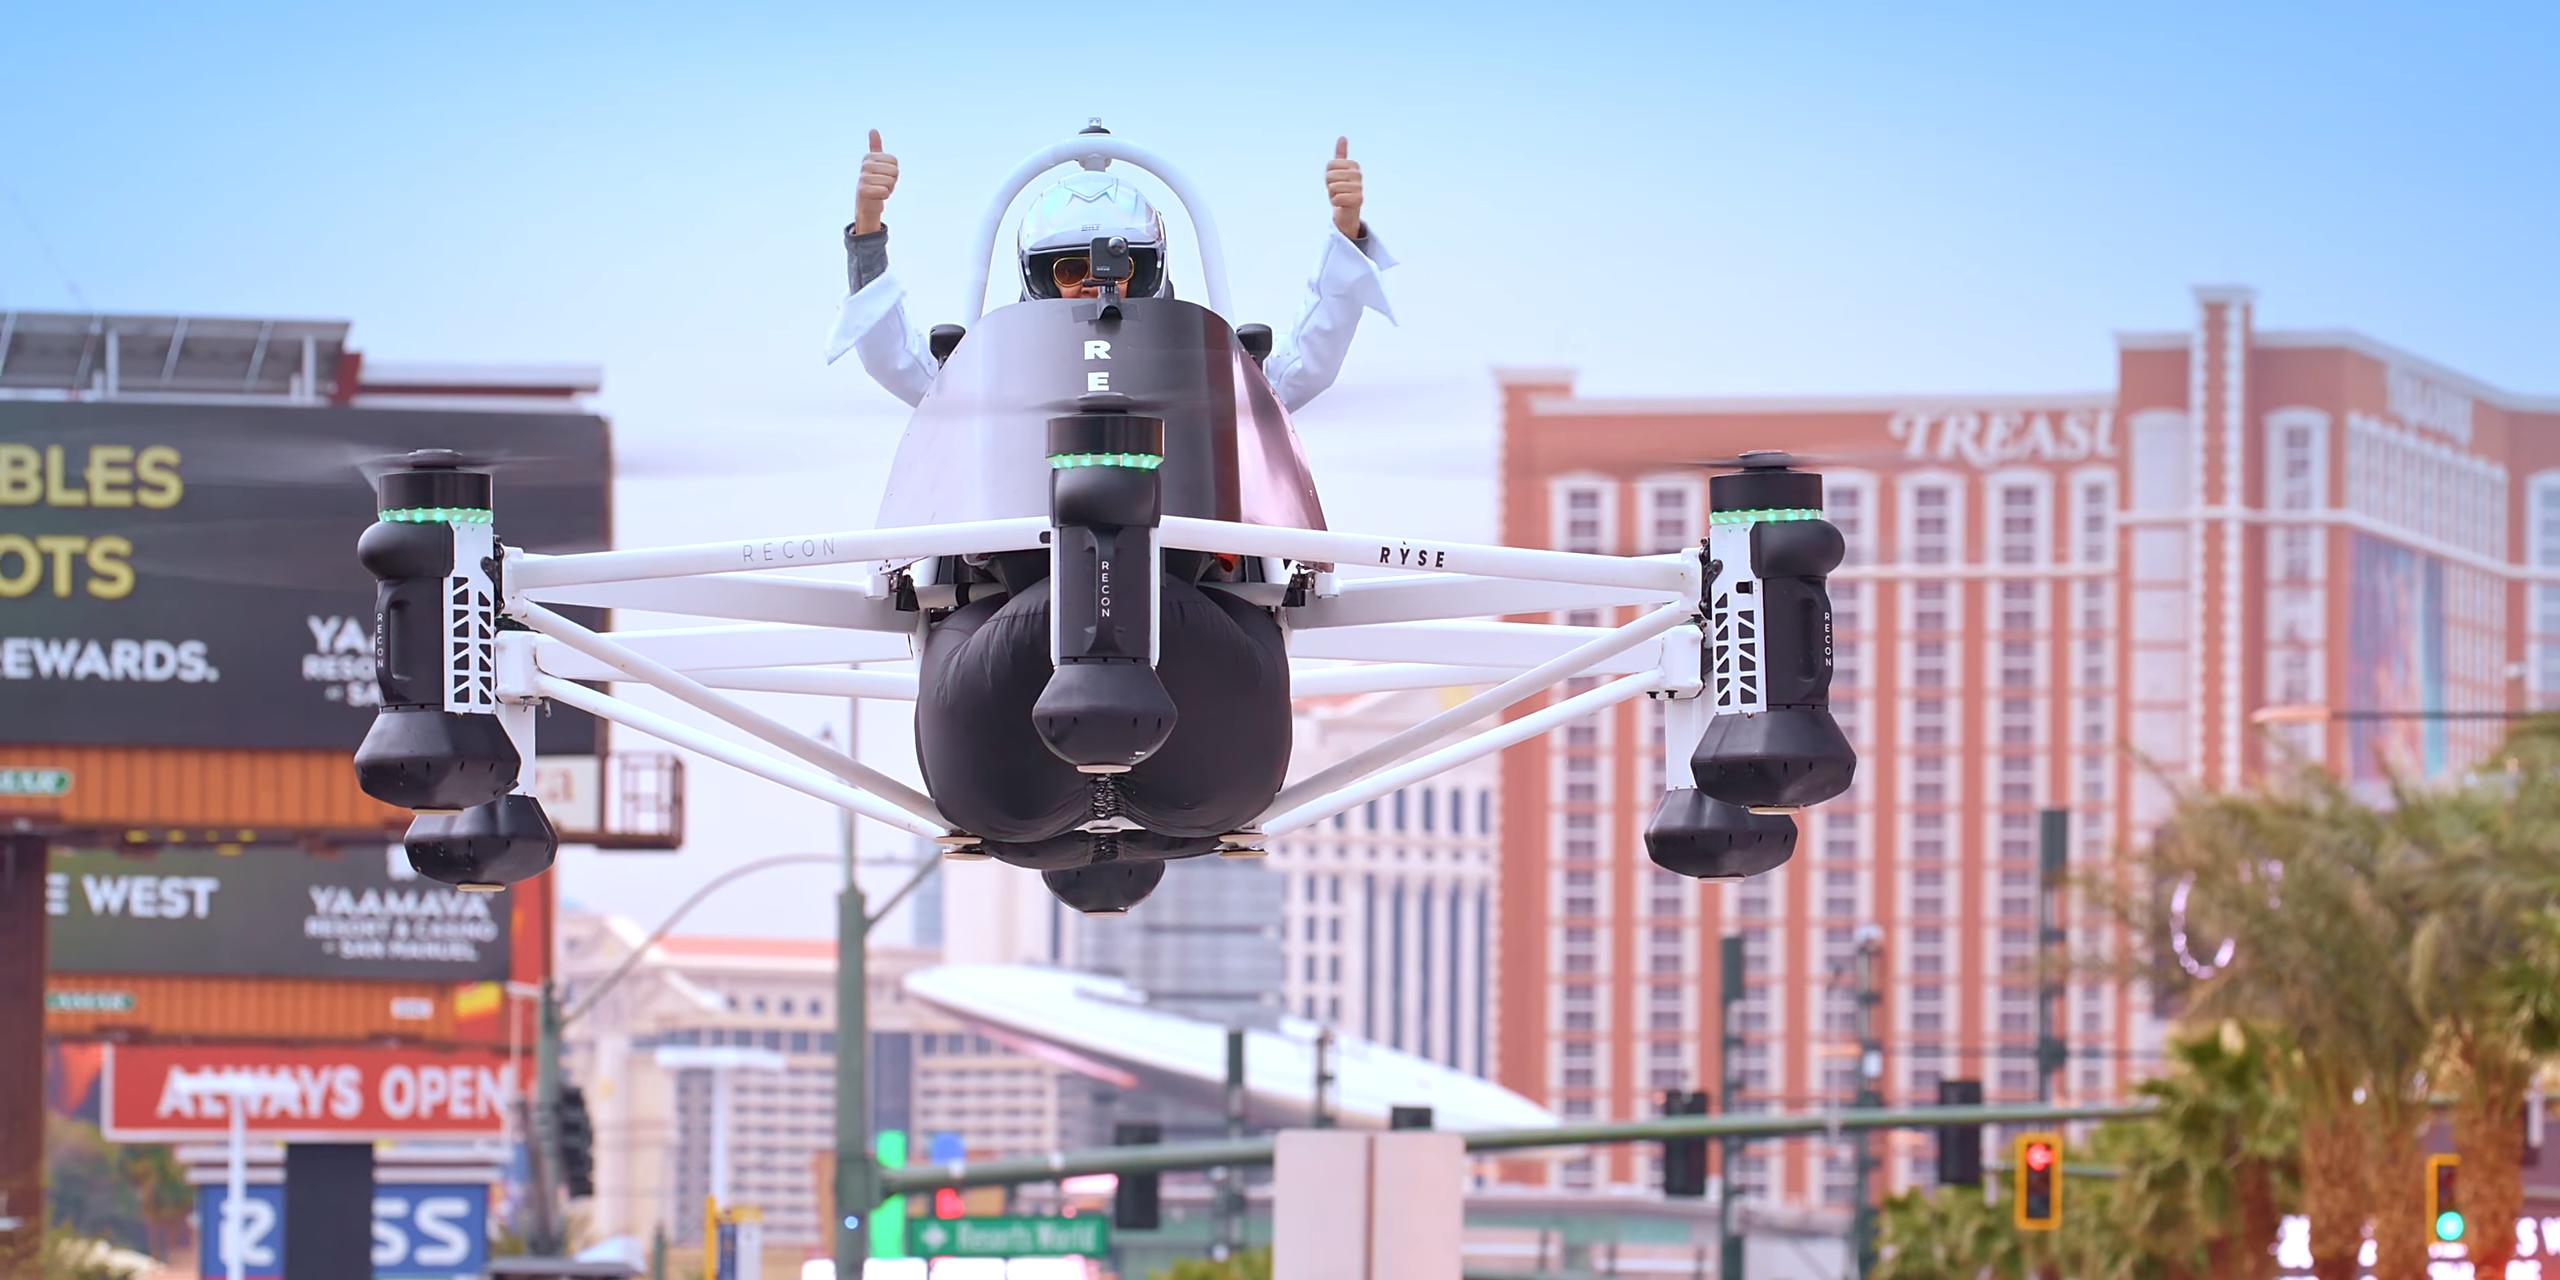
[1272,1129,1464,1280]
[282,1144,373,1278]
[0,838,46,1280]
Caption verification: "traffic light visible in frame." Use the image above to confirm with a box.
[555,1082,595,1199]
[1934,1079,1984,1187]
[1113,1122,1162,1230]
[2014,1133,2061,1231]
[2428,1154,2462,1243]
[1660,1090,1710,1198]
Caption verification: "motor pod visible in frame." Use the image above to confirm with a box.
[1692,452,1857,811]
[352,451,522,812]
[404,792,559,890]
[1041,858,1167,915]
[1033,402,1179,771]
[1644,788,1798,881]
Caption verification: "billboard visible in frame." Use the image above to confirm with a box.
[197,1183,491,1280]
[0,400,608,749]
[101,1042,518,1142]
[47,844,510,981]
[2346,534,2448,781]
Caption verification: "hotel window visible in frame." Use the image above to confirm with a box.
[2000,810,2035,861]
[1552,479,1616,554]
[1563,870,1596,918]
[1833,582,1862,633]
[1999,641,2035,689]
[1999,756,2034,803]
[1829,477,1872,565]
[1914,641,1948,688]
[1638,477,1703,554]
[1999,581,2037,632]
[1563,814,1597,862]
[2073,471,2116,565]
[1650,869,1687,918]
[1996,481,2044,565]
[1906,482,1956,565]
[1912,581,1950,632]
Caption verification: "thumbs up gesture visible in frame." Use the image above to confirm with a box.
[854,129,899,235]
[1326,137,1363,240]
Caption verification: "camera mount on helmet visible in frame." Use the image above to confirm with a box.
[1089,235,1135,316]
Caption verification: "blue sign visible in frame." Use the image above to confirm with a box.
[198,1183,489,1279]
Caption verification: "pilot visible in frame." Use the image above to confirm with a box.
[826,129,1396,412]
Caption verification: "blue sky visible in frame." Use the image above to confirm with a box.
[6,1,2553,935]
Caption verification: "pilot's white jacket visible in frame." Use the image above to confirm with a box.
[825,228,1397,412]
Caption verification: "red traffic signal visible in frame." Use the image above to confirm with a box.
[2014,1133,2062,1231]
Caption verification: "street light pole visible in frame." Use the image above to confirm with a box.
[169,1072,298,1280]
[1718,932,1744,1280]
[1850,926,1883,1280]
[2035,810,2068,1106]
[531,981,565,1255]
[834,695,881,1280]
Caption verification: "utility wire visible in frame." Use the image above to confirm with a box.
[0,180,92,311]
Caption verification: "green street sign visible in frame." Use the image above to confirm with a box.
[47,990,135,1013]
[0,768,71,797]
[906,1215,1109,1258]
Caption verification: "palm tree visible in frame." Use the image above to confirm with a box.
[1872,1184,2020,1280]
[2117,1021,2299,1280]
[2129,775,2429,1280]
[2381,777,2559,1277]
[111,1145,191,1263]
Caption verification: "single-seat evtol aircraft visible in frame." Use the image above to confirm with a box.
[349,127,1857,914]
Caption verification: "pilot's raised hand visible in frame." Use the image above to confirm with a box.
[854,129,899,235]
[1326,137,1364,240]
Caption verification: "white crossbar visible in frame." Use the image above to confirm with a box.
[1262,673,1657,837]
[1289,620,1670,670]
[511,518,1051,590]
[517,572,910,631]
[1284,664,1518,697]
[1159,517,1690,593]
[536,677,944,838]
[532,625,911,680]
[1289,574,1684,629]
[696,667,922,701]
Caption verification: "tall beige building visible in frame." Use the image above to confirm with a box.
[1266,688,1500,1075]
[556,915,1070,1250]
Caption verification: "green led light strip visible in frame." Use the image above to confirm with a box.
[1709,507,1823,526]
[1049,453,1165,470]
[380,507,495,524]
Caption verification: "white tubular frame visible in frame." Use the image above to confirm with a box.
[962,132,1232,323]
[496,514,1710,852]
[1267,603,1693,819]
[509,600,946,830]
[1261,673,1659,838]
[537,677,943,839]
[518,572,908,631]
[511,518,1050,590]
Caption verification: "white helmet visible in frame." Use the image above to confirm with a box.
[1017,171,1170,299]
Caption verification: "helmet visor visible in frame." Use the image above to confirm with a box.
[1029,247,1163,300]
